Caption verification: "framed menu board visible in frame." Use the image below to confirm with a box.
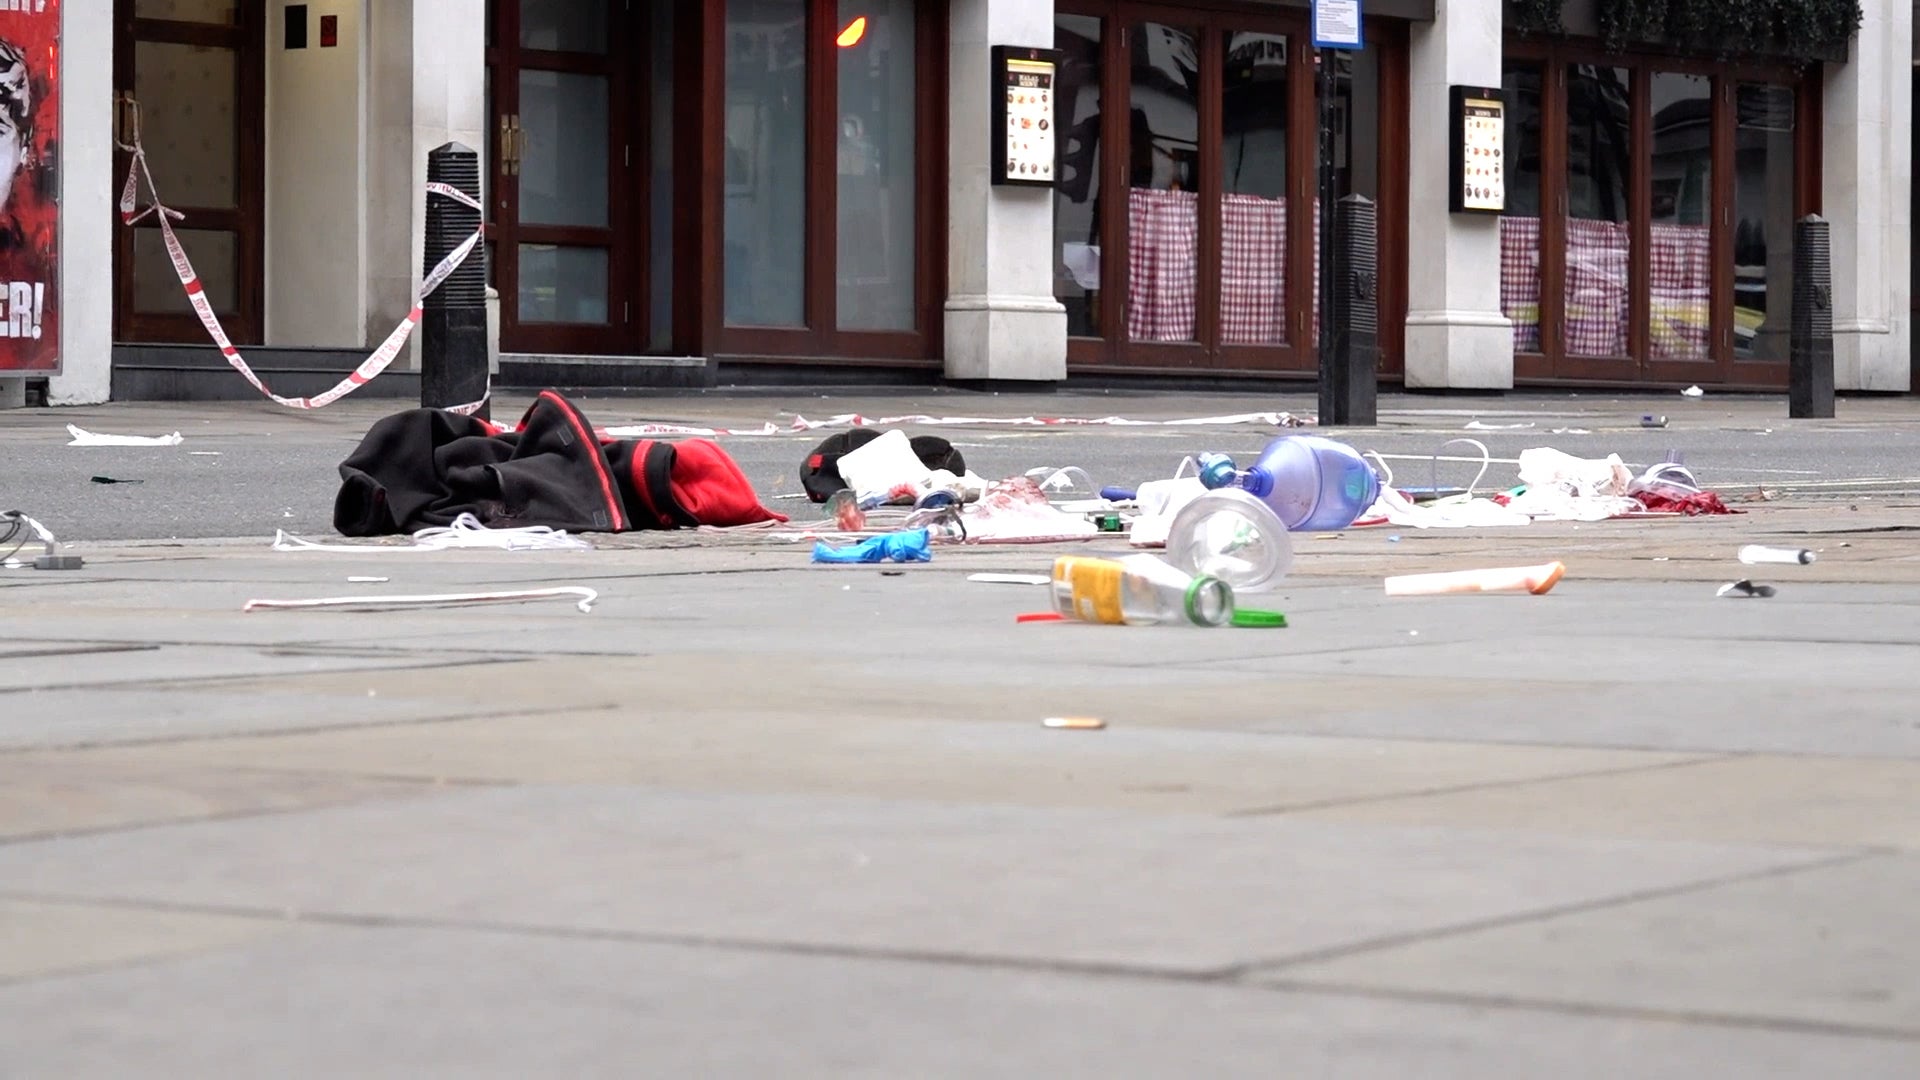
[1449,85,1505,215]
[991,45,1062,188]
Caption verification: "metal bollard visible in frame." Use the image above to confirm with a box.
[421,142,489,421]
[1319,194,1378,426]
[1788,214,1833,420]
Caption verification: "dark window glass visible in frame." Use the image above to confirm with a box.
[1499,62,1543,354]
[1125,22,1200,343]
[1733,82,1795,362]
[1564,65,1631,357]
[1053,14,1103,337]
[1649,72,1713,360]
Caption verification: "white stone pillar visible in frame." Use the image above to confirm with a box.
[1402,0,1512,388]
[1823,0,1912,391]
[366,0,489,369]
[945,0,1066,384]
[47,0,114,405]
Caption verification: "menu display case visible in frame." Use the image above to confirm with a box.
[991,45,1062,188]
[1449,85,1505,214]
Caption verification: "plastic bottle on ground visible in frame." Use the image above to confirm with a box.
[1050,554,1235,627]
[1197,436,1381,531]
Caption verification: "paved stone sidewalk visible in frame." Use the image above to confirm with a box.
[2,484,1919,1074]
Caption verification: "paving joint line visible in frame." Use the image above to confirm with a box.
[0,780,500,847]
[1224,753,1736,819]
[0,655,532,697]
[1254,976,1920,1044]
[1214,849,1878,980]
[2,883,1912,1045]
[0,702,620,758]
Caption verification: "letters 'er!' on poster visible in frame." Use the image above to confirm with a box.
[0,0,56,374]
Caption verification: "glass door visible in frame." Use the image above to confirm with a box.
[1503,42,1809,387]
[112,0,265,345]
[714,0,933,361]
[1060,3,1396,376]
[489,0,640,355]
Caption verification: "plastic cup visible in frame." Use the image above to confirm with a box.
[1163,489,1294,595]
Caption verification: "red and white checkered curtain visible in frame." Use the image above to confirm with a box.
[1564,218,1630,356]
[1499,215,1711,360]
[1128,187,1319,346]
[1128,188,1199,341]
[1649,223,1710,359]
[1499,216,1542,353]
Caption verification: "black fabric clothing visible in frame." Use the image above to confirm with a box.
[334,390,692,536]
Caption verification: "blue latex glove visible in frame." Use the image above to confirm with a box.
[811,528,933,565]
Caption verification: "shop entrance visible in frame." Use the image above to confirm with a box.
[111,0,267,346]
[1500,43,1817,386]
[1053,2,1408,376]
[487,0,670,356]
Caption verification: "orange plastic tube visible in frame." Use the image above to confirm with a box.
[1383,561,1566,597]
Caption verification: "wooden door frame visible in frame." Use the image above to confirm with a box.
[487,0,645,356]
[698,0,948,366]
[1104,1,1219,372]
[111,0,265,346]
[1506,38,1813,388]
[1063,0,1408,377]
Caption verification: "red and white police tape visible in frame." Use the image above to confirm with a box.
[117,110,488,414]
[596,411,1313,438]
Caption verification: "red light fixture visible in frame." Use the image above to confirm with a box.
[836,16,868,47]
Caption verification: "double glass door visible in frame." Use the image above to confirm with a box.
[1055,3,1397,374]
[1500,47,1810,385]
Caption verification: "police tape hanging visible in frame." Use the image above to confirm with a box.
[115,100,488,414]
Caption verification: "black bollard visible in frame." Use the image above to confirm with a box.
[1788,214,1834,420]
[421,142,489,421]
[1320,194,1378,426]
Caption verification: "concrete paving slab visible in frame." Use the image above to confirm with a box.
[3,392,1918,1068]
[0,898,289,983]
[0,754,453,840]
[0,641,156,661]
[1242,675,1920,757]
[0,644,508,693]
[1261,855,1920,1037]
[0,688,520,750]
[0,787,1829,975]
[45,710,1704,816]
[1250,631,1917,689]
[1,922,1913,1078]
[1291,755,1920,850]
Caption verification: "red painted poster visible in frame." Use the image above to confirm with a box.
[0,0,56,374]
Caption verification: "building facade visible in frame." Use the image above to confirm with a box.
[11,0,1916,406]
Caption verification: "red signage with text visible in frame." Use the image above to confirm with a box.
[0,0,56,374]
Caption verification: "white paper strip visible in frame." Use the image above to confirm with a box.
[243,587,598,614]
[66,424,184,447]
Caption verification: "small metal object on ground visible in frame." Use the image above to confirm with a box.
[1043,716,1106,730]
[1641,415,1668,428]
